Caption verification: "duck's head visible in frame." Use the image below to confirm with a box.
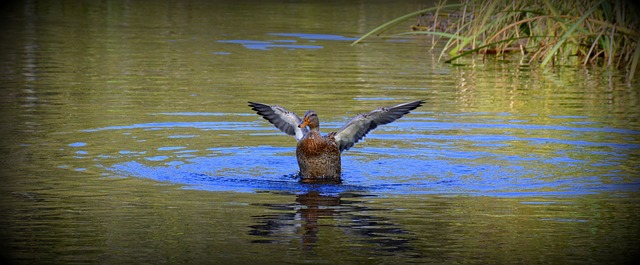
[299,110,320,130]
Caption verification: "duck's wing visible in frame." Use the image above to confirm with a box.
[248,101,308,141]
[333,100,424,152]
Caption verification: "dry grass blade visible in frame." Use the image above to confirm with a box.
[351,3,464,46]
[355,0,640,82]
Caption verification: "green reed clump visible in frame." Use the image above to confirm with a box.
[352,0,640,82]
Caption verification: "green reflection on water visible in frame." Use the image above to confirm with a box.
[1,0,639,264]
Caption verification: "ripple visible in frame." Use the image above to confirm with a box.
[106,143,636,197]
[84,115,638,197]
[268,33,358,41]
[218,39,323,50]
[82,121,253,132]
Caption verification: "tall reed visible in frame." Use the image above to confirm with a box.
[352,0,640,83]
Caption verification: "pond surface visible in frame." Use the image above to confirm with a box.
[1,0,639,264]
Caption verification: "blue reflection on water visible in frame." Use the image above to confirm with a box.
[108,144,639,197]
[217,33,355,50]
[111,160,367,195]
[69,142,87,147]
[268,33,358,41]
[218,40,323,50]
[96,112,639,197]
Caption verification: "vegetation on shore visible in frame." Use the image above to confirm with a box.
[352,0,640,83]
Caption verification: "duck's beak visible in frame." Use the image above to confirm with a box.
[298,118,309,128]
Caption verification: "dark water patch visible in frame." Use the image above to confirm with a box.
[249,191,420,255]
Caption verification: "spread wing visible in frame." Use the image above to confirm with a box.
[248,101,308,141]
[333,100,424,152]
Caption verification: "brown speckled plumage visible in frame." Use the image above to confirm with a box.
[296,130,341,182]
[248,100,424,183]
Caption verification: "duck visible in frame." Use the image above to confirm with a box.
[248,100,424,183]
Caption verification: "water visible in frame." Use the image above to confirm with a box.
[1,0,640,264]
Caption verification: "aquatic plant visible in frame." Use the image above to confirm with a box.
[352,0,640,83]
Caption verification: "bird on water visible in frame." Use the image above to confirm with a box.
[248,100,424,183]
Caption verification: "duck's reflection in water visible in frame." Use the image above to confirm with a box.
[249,191,419,255]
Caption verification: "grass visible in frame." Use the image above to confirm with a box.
[352,0,640,83]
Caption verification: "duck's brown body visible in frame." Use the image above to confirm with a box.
[296,131,341,182]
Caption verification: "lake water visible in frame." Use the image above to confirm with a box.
[1,0,639,264]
